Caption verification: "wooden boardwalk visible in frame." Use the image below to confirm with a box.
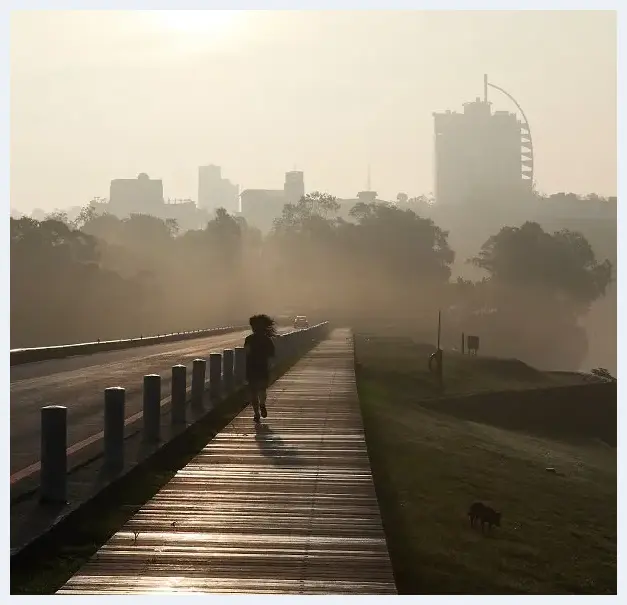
[57,329,396,595]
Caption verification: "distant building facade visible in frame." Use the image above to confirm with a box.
[108,173,165,216]
[96,173,210,231]
[198,165,239,215]
[284,171,305,204]
[433,98,532,206]
[240,171,306,233]
[336,190,388,220]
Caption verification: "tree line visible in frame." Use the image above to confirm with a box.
[10,193,613,371]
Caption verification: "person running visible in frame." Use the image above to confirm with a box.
[244,314,277,423]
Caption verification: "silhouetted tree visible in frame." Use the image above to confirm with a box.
[10,217,144,346]
[273,191,340,232]
[471,221,612,312]
[457,221,613,369]
[45,210,69,223]
[347,201,454,281]
[265,196,456,321]
[73,204,100,229]
[11,189,615,374]
[590,368,616,382]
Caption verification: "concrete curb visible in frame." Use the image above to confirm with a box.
[10,325,248,366]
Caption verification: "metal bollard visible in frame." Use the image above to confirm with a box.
[104,387,125,471]
[40,405,67,503]
[143,374,161,442]
[209,353,222,402]
[191,358,206,411]
[234,346,246,384]
[171,364,187,424]
[223,349,234,393]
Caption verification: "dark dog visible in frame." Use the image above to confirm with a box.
[468,501,501,531]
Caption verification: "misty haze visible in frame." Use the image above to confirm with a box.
[10,9,616,375]
[9,9,616,596]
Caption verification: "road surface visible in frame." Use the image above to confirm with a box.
[10,328,292,475]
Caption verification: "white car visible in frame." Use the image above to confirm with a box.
[293,316,309,329]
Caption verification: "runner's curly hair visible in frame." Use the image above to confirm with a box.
[249,314,278,338]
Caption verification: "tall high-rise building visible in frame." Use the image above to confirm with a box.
[198,165,239,214]
[433,87,532,206]
[284,171,305,204]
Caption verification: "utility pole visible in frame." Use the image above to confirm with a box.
[437,309,441,349]
[436,309,443,391]
[429,309,444,392]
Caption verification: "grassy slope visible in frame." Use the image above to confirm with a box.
[356,335,616,595]
[356,334,590,398]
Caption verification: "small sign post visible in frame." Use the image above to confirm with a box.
[467,335,480,356]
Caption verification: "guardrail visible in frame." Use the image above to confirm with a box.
[10,325,249,366]
[32,322,331,504]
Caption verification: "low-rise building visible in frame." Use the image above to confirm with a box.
[94,173,210,232]
[240,171,305,233]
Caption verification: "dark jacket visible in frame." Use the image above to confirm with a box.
[244,332,275,380]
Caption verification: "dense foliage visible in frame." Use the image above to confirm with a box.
[10,193,614,370]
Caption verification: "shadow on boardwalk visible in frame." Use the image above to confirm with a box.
[254,423,303,466]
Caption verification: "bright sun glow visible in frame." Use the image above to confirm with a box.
[146,10,244,46]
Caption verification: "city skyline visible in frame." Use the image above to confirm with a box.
[11,10,616,213]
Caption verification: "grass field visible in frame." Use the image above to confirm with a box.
[355,334,616,595]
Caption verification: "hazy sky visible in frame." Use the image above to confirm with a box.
[10,10,616,212]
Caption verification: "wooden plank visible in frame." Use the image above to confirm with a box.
[58,329,396,595]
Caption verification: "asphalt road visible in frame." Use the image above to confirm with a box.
[10,328,292,475]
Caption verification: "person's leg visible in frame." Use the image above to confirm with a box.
[259,387,268,417]
[249,382,260,421]
[259,376,269,417]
